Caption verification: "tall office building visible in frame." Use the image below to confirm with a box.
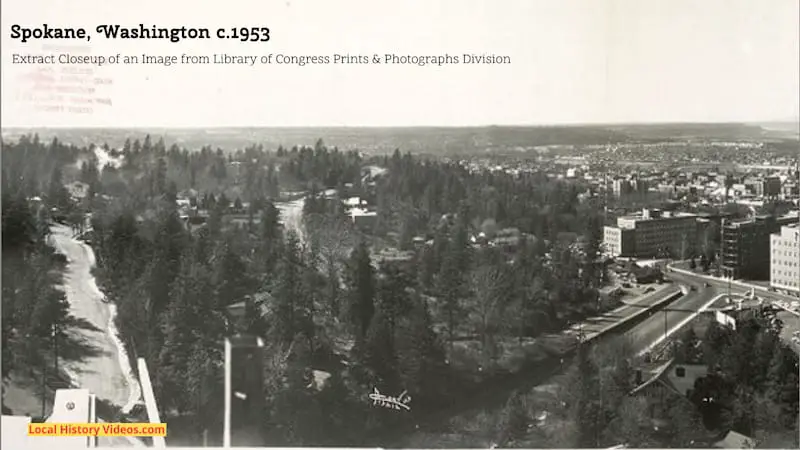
[603,208,697,258]
[722,213,798,280]
[770,223,800,295]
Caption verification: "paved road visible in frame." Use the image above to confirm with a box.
[555,284,682,347]
[49,224,143,448]
[671,263,800,307]
[670,266,800,354]
[626,272,721,355]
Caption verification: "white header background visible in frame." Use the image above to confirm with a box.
[1,0,798,128]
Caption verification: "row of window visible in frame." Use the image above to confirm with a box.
[773,259,799,267]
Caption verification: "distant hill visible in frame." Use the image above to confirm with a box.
[751,121,799,139]
[2,122,796,155]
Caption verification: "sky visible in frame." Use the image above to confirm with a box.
[1,0,798,128]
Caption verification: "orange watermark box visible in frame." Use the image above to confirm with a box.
[28,423,166,437]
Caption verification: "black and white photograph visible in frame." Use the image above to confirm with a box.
[1,0,799,448]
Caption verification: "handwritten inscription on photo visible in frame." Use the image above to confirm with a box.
[368,388,411,412]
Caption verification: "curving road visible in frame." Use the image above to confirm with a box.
[666,266,800,353]
[626,272,722,355]
[49,224,143,447]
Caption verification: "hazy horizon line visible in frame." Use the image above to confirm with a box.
[2,118,799,131]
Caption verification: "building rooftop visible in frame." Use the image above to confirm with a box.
[618,210,696,222]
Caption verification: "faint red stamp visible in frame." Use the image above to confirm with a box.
[11,43,114,116]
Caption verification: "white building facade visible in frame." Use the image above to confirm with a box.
[770,224,800,295]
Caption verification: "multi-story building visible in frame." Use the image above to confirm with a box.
[763,176,782,198]
[770,223,799,295]
[611,178,649,197]
[603,208,697,258]
[721,213,798,280]
[603,225,635,257]
[631,178,649,195]
[612,179,631,196]
[746,178,765,197]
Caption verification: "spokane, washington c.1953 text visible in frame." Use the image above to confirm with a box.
[9,24,271,43]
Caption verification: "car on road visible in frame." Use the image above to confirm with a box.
[644,286,655,293]
[704,282,711,288]
[690,286,697,291]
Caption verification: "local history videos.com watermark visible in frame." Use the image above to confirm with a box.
[28,422,167,437]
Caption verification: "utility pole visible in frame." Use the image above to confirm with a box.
[727,267,732,302]
[52,324,59,373]
[41,364,47,418]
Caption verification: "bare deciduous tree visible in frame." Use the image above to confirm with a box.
[469,264,512,371]
[304,212,358,315]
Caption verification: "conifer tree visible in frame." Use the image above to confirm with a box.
[343,240,375,341]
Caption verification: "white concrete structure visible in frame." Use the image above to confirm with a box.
[771,223,800,295]
[138,358,166,448]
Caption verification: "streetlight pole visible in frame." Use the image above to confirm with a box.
[223,333,265,448]
[223,338,232,448]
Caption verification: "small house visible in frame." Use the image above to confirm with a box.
[630,358,709,428]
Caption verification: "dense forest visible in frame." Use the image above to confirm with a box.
[1,133,797,447]
[2,136,83,413]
